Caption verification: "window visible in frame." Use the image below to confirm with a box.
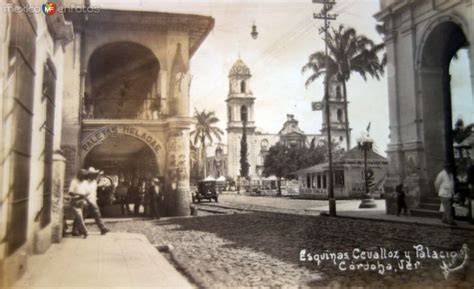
[228,106,232,122]
[40,60,57,228]
[240,105,248,122]
[306,175,311,189]
[337,109,343,122]
[240,80,246,93]
[317,174,322,188]
[336,86,341,99]
[6,9,37,255]
[322,174,327,189]
[335,170,345,187]
[260,139,269,151]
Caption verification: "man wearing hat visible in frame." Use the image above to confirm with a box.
[147,177,161,219]
[85,167,110,234]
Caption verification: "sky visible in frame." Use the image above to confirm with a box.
[87,0,473,155]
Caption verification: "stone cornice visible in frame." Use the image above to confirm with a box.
[226,96,256,102]
[65,9,214,57]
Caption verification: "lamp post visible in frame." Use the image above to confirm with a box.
[358,135,377,208]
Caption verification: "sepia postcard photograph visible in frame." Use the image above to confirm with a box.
[0,0,473,288]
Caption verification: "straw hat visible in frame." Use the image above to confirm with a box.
[87,167,102,175]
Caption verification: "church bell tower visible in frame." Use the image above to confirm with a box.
[321,77,351,151]
[226,59,256,179]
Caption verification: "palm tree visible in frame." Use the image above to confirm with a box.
[302,24,386,150]
[190,109,224,178]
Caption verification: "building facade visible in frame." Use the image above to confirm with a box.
[61,9,214,217]
[223,59,350,180]
[293,147,388,199]
[0,1,74,286]
[375,0,473,214]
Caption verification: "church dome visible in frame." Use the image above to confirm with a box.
[229,59,251,77]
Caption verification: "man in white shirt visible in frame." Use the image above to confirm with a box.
[85,167,110,235]
[68,169,89,237]
[434,164,456,225]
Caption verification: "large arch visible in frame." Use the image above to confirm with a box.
[85,42,161,119]
[80,125,165,174]
[417,17,470,193]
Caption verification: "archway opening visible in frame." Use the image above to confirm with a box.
[85,42,161,119]
[241,105,248,122]
[420,21,471,193]
[84,135,159,217]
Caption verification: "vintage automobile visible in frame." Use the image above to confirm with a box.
[192,180,218,203]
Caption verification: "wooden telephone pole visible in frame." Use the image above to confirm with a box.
[313,0,338,216]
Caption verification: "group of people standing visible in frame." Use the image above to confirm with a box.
[67,167,110,238]
[116,177,162,219]
[395,162,473,225]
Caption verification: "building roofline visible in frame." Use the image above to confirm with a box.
[65,8,214,57]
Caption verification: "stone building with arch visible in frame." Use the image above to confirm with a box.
[61,9,214,217]
[374,0,473,215]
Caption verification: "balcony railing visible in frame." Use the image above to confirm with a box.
[82,97,165,120]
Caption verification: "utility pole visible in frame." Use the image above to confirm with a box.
[313,0,337,216]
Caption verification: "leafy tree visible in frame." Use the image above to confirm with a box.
[302,24,386,149]
[262,142,335,195]
[240,121,250,178]
[190,109,224,178]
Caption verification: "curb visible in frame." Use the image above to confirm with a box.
[154,244,208,289]
[320,212,474,231]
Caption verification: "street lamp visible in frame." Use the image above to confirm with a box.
[251,23,258,39]
[357,135,377,208]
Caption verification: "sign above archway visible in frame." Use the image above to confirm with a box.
[81,125,163,154]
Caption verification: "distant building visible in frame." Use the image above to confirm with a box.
[292,147,388,199]
[220,59,350,180]
[206,145,228,178]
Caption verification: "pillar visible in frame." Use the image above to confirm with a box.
[51,151,66,243]
[165,126,192,216]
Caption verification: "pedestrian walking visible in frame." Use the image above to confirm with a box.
[395,184,408,216]
[85,167,110,234]
[148,178,161,219]
[435,164,456,225]
[68,169,89,238]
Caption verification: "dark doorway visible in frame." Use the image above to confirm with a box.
[419,21,471,192]
[84,135,158,217]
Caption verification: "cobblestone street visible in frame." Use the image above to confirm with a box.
[105,211,474,289]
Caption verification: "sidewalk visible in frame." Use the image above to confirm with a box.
[196,195,474,230]
[11,233,193,289]
[306,199,474,230]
